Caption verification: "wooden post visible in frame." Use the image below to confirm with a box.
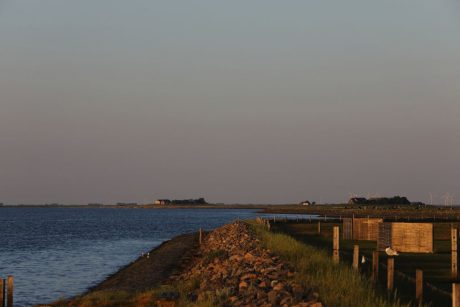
[0,279,4,307]
[333,226,339,263]
[333,226,339,250]
[317,221,321,235]
[387,257,394,291]
[372,251,379,284]
[6,276,12,307]
[199,228,202,245]
[453,228,458,251]
[453,283,460,307]
[453,228,458,280]
[416,269,423,306]
[332,249,339,264]
[353,245,359,270]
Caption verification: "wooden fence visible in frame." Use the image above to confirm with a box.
[377,222,433,253]
[343,217,383,241]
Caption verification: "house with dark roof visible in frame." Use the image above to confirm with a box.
[154,199,171,205]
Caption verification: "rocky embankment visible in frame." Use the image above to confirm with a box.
[170,221,321,306]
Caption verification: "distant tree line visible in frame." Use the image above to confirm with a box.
[367,196,411,205]
[349,196,411,205]
[171,198,207,205]
[116,202,138,206]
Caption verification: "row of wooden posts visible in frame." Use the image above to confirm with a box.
[330,225,424,304]
[266,217,460,305]
[451,228,460,307]
[329,224,460,306]
[0,276,13,307]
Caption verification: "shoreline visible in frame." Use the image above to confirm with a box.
[6,204,460,222]
[88,232,199,293]
[51,232,200,306]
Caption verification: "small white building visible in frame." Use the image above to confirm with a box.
[300,200,312,206]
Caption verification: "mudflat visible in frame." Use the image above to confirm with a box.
[88,233,199,293]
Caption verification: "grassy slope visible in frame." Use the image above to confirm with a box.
[273,221,453,306]
[249,222,405,307]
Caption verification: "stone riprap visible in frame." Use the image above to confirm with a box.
[170,221,321,306]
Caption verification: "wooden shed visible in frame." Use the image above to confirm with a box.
[343,217,383,241]
[377,222,433,253]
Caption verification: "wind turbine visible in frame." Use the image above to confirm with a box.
[443,193,451,207]
[349,192,357,199]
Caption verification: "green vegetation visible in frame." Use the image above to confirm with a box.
[273,221,453,306]
[53,291,131,307]
[53,277,219,307]
[249,221,405,307]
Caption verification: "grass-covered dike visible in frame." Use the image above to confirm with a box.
[249,221,405,307]
[54,220,410,306]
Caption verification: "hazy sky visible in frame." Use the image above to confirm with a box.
[1,1,459,204]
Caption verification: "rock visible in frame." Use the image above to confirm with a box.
[257,291,268,300]
[244,252,255,261]
[258,281,267,288]
[273,283,284,291]
[239,281,248,289]
[268,290,278,305]
[241,273,257,280]
[166,221,321,306]
[280,296,292,305]
[230,255,242,262]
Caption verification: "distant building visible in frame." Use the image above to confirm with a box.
[300,200,312,206]
[154,199,171,205]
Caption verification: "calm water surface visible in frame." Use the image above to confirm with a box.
[0,207,313,306]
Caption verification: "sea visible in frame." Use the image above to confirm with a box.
[0,207,316,306]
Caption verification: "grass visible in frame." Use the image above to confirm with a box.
[53,291,131,307]
[272,220,454,306]
[249,221,407,307]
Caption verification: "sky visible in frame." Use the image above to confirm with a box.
[0,1,459,205]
